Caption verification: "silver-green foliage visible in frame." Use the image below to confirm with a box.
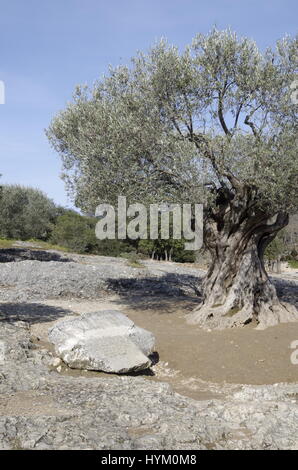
[47,28,298,215]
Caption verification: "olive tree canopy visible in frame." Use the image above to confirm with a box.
[47,29,298,329]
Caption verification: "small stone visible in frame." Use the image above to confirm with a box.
[50,357,61,367]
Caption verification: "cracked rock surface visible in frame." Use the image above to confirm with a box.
[0,321,297,450]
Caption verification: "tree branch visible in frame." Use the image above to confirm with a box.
[218,91,231,137]
[244,104,262,139]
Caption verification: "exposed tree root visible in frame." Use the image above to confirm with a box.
[187,297,298,330]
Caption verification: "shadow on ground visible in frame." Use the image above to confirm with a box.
[106,272,203,297]
[0,302,71,323]
[106,273,298,314]
[0,248,72,263]
[106,273,203,315]
[273,278,298,308]
[112,293,199,315]
[127,351,159,376]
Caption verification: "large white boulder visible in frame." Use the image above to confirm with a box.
[48,310,155,373]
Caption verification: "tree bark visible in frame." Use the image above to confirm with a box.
[188,187,298,329]
[276,256,282,274]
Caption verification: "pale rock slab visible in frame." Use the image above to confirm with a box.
[48,310,155,373]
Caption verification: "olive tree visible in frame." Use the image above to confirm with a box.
[47,29,298,329]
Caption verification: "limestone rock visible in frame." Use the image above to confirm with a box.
[48,310,155,373]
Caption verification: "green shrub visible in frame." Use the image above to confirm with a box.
[51,212,136,255]
[0,185,58,240]
[50,213,98,253]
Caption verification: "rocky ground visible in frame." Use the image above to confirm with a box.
[0,248,204,302]
[0,246,298,450]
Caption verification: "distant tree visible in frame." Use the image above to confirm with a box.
[0,185,57,240]
[265,231,287,273]
[138,238,195,262]
[284,214,298,252]
[47,29,298,329]
[138,239,156,259]
[50,212,97,253]
[265,236,285,261]
[51,211,135,255]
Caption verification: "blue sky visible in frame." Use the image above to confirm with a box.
[0,0,297,208]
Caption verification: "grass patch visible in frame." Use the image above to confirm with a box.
[127,260,144,268]
[0,238,68,252]
[120,252,145,268]
[288,260,298,269]
[0,238,15,249]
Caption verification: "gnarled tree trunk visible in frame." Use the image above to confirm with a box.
[188,187,298,330]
